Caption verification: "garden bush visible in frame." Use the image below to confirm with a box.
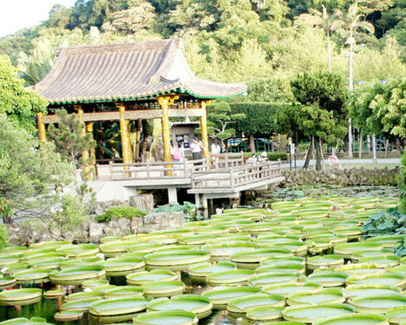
[152,202,196,220]
[0,225,7,251]
[96,206,147,223]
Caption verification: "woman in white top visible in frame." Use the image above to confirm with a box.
[191,138,203,161]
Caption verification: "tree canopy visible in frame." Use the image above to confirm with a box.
[0,55,47,132]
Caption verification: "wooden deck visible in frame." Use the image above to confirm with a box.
[189,161,284,194]
[101,153,284,215]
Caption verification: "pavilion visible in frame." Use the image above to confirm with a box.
[33,39,246,174]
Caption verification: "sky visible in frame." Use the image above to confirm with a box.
[0,0,77,37]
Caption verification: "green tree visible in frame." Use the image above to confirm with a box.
[368,79,406,144]
[294,5,342,72]
[197,102,246,149]
[0,113,74,223]
[17,38,55,86]
[106,0,157,35]
[47,109,96,174]
[290,72,348,170]
[245,77,294,103]
[232,102,289,151]
[0,55,47,132]
[338,1,375,91]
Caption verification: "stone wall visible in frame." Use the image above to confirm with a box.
[281,167,400,187]
[5,211,184,247]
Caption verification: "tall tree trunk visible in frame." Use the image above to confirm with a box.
[315,136,322,171]
[303,136,314,169]
[327,31,332,72]
[249,134,256,153]
[358,129,363,158]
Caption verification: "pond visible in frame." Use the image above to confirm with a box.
[0,186,402,325]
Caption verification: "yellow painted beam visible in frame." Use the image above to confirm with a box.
[157,96,172,163]
[76,105,91,179]
[200,101,211,168]
[37,112,46,141]
[125,119,133,163]
[86,122,96,179]
[116,102,132,164]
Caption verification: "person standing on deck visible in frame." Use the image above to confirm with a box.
[191,138,203,165]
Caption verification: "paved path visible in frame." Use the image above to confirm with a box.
[282,158,401,169]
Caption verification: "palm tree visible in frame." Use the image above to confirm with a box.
[338,1,375,92]
[338,1,374,159]
[294,5,342,72]
[17,39,54,86]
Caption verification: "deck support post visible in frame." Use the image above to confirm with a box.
[194,193,208,219]
[168,187,178,204]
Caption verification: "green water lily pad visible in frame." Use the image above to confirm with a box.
[306,271,348,287]
[147,294,212,319]
[141,281,185,298]
[231,248,292,266]
[256,262,306,274]
[349,294,406,314]
[287,288,344,306]
[0,288,42,302]
[263,282,322,297]
[201,286,261,309]
[282,303,355,323]
[133,310,198,325]
[0,318,29,325]
[343,284,400,298]
[144,250,211,271]
[227,293,285,314]
[345,273,406,289]
[103,286,144,299]
[312,313,388,325]
[334,243,383,259]
[307,255,345,270]
[126,269,178,286]
[44,289,65,299]
[89,296,149,316]
[54,310,83,322]
[386,305,406,323]
[64,291,103,302]
[188,261,236,280]
[50,265,106,285]
[14,268,52,283]
[248,272,301,288]
[82,278,109,288]
[245,306,285,321]
[102,257,145,276]
[206,269,254,286]
[63,298,101,311]
[0,277,16,289]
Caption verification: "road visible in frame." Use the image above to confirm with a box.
[281,158,401,169]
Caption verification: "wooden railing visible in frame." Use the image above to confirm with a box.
[109,159,208,180]
[191,160,282,189]
[211,152,245,169]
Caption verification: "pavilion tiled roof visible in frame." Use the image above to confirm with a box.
[34,39,247,104]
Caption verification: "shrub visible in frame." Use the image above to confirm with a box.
[152,202,196,220]
[50,195,89,230]
[0,225,7,251]
[96,206,147,223]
